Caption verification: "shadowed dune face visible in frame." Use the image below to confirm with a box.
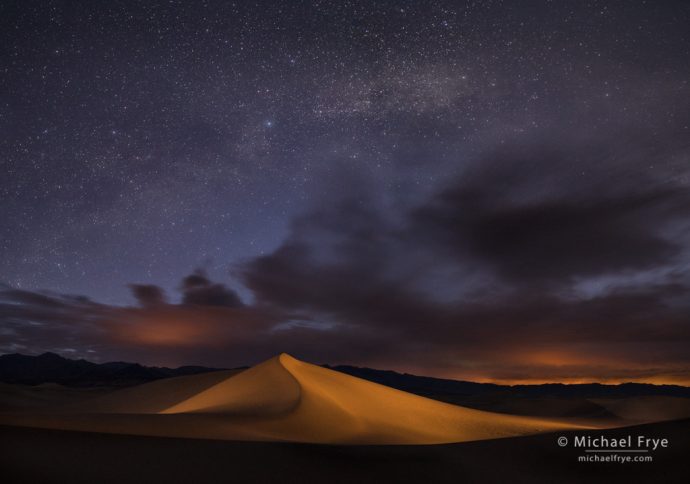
[0,354,591,444]
[78,369,244,414]
[430,394,617,420]
[591,396,690,423]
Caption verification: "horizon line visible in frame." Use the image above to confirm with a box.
[3,351,690,388]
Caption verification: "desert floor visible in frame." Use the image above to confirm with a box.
[2,418,688,484]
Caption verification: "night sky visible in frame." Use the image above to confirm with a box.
[2,1,689,384]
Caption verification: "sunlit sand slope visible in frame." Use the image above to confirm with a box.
[0,354,590,444]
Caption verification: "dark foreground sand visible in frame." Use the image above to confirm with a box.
[1,419,688,484]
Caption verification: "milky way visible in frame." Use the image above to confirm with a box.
[1,1,689,382]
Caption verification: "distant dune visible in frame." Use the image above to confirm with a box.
[591,396,690,423]
[75,369,243,414]
[0,382,111,413]
[0,354,591,444]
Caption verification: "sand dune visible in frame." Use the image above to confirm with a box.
[162,353,592,443]
[0,354,592,444]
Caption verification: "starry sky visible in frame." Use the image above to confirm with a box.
[1,0,689,383]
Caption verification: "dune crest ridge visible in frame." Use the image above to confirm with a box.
[160,353,301,416]
[0,353,591,444]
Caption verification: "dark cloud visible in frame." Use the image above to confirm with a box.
[412,142,689,284]
[181,271,214,290]
[0,286,111,358]
[180,269,244,308]
[0,287,68,308]
[129,284,167,307]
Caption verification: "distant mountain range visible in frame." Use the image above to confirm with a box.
[2,352,689,398]
[327,365,690,399]
[0,352,228,387]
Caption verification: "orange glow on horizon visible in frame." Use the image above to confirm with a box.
[109,307,236,347]
[395,348,690,387]
[456,375,690,386]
